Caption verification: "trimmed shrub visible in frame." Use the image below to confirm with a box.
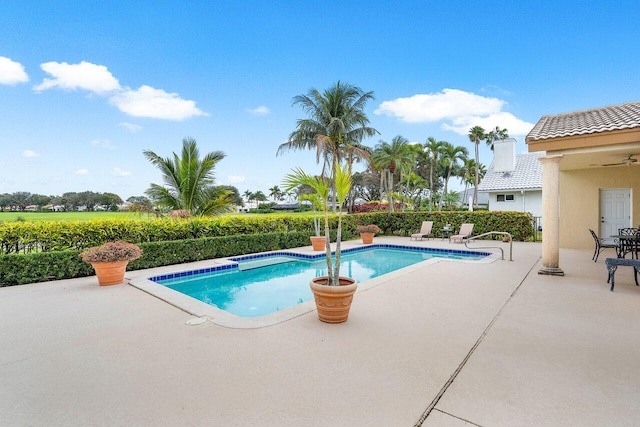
[342,210,533,241]
[10,211,529,244]
[0,231,349,287]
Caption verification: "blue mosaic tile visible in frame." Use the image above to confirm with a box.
[149,244,490,283]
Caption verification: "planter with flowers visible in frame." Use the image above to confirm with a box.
[80,241,143,286]
[356,224,381,244]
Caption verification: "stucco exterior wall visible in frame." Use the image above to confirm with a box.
[486,190,542,217]
[559,167,640,249]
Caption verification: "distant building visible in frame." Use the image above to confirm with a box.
[478,140,543,217]
[456,188,488,208]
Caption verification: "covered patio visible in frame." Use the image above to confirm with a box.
[526,100,640,275]
[1,237,639,426]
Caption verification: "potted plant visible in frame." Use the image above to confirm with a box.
[283,163,357,323]
[301,193,325,251]
[356,224,381,244]
[80,241,142,286]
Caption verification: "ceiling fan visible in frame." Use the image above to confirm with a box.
[594,154,639,167]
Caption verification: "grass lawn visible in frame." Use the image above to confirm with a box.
[0,211,150,222]
[0,210,314,222]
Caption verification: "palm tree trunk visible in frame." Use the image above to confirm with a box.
[429,163,433,211]
[323,203,333,285]
[388,169,394,212]
[473,143,479,207]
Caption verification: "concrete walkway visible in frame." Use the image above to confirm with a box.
[1,238,639,426]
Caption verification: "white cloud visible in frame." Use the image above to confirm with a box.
[109,85,208,120]
[23,150,40,157]
[91,139,116,150]
[442,112,535,136]
[375,88,534,136]
[246,105,271,116]
[75,169,89,175]
[30,60,207,121]
[0,56,29,85]
[226,175,246,184]
[118,122,142,133]
[375,89,503,122]
[112,167,131,177]
[33,61,121,94]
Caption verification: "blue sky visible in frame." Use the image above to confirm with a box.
[1,1,639,201]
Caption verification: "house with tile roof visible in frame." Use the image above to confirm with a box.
[478,149,544,217]
[526,100,640,275]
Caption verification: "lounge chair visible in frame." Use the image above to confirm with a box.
[589,229,618,262]
[450,223,474,243]
[410,221,433,241]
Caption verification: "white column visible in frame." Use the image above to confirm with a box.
[538,155,564,276]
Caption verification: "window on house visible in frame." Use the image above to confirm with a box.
[496,194,514,202]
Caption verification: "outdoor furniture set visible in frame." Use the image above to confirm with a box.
[410,222,474,243]
[591,227,640,291]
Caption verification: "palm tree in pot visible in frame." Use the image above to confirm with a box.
[283,162,356,323]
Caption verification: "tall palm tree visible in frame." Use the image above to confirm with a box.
[143,138,232,216]
[268,185,283,202]
[423,137,447,211]
[371,135,415,212]
[277,81,379,209]
[485,126,509,150]
[254,191,267,204]
[440,142,469,207]
[461,159,486,203]
[468,126,486,207]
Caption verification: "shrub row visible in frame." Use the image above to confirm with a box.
[0,231,344,287]
[0,216,319,254]
[345,210,534,241]
[0,211,534,255]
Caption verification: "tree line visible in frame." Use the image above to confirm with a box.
[7,81,506,218]
[276,81,509,212]
[0,191,124,212]
[136,82,511,217]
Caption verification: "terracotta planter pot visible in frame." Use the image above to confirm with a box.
[360,232,374,244]
[90,260,129,286]
[310,236,326,251]
[309,276,358,323]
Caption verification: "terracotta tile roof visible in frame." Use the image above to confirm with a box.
[478,152,544,191]
[526,101,640,141]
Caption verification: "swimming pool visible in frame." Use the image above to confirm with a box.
[149,244,490,319]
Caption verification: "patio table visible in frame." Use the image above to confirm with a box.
[441,227,452,241]
[610,233,640,259]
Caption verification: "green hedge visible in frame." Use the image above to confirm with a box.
[0,216,319,254]
[0,211,534,255]
[343,211,534,241]
[0,231,349,287]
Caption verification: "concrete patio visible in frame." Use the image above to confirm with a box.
[1,237,639,426]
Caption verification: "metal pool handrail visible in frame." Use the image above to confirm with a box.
[463,231,513,261]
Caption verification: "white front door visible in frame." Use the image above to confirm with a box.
[600,188,631,243]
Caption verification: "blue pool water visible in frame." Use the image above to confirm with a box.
[151,245,489,318]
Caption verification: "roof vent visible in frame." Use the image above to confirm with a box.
[493,138,516,172]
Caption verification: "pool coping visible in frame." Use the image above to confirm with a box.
[129,241,501,329]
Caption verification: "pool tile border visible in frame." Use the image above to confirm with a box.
[148,244,491,283]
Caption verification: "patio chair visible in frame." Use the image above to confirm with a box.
[450,223,474,243]
[618,228,640,259]
[410,221,433,241]
[589,229,618,262]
